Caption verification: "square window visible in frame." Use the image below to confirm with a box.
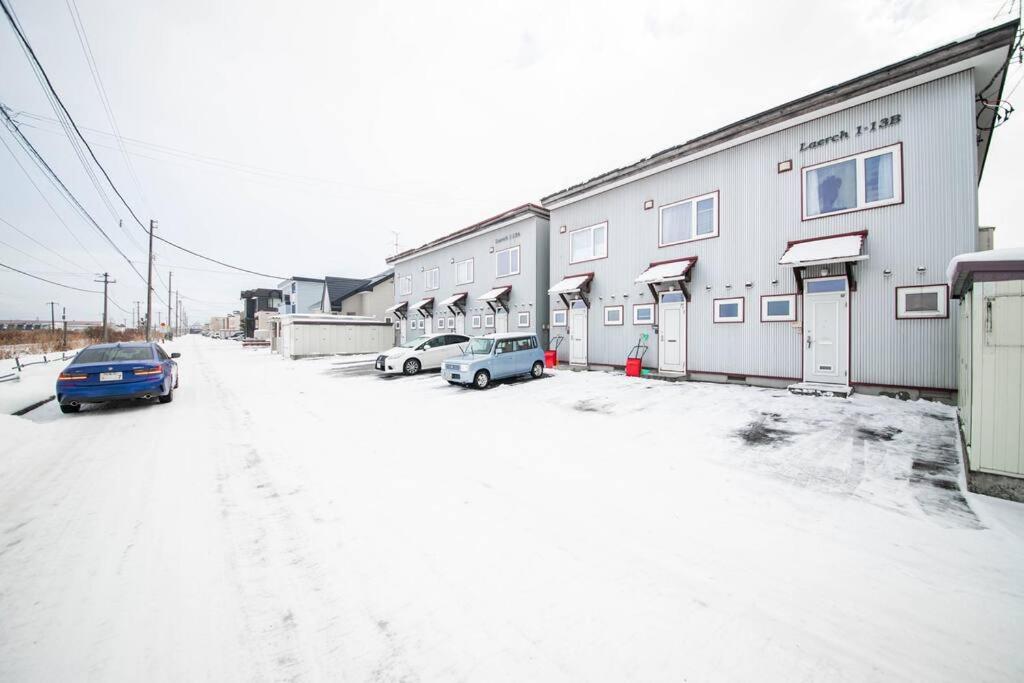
[802,143,903,219]
[424,268,439,291]
[714,297,744,323]
[633,304,654,324]
[517,311,530,328]
[455,259,474,285]
[471,315,481,328]
[496,246,520,277]
[659,192,718,245]
[896,284,947,319]
[446,317,455,329]
[569,222,608,263]
[552,309,567,327]
[484,313,495,328]
[604,305,624,326]
[761,294,797,322]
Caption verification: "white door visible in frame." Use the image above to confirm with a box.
[455,314,465,335]
[803,277,849,385]
[424,316,433,335]
[658,291,686,373]
[399,319,407,344]
[496,311,508,333]
[569,300,588,365]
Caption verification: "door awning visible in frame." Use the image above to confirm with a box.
[411,297,434,314]
[779,231,868,267]
[385,301,408,318]
[477,285,511,313]
[548,273,593,295]
[548,273,593,308]
[635,257,697,284]
[439,292,467,307]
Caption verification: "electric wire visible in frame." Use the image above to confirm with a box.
[0,214,93,272]
[0,260,101,293]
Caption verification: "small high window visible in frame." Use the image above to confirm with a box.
[659,191,719,245]
[484,313,495,327]
[552,309,567,327]
[517,311,531,328]
[569,222,608,264]
[397,275,412,295]
[604,305,624,326]
[803,144,903,219]
[633,304,654,324]
[896,284,947,319]
[471,315,481,328]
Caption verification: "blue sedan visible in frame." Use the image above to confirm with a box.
[56,342,180,414]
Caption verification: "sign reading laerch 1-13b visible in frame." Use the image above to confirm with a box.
[800,114,902,152]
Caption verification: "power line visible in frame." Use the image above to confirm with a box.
[0,214,92,272]
[151,234,284,279]
[0,260,101,293]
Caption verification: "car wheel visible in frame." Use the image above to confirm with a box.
[531,361,544,379]
[60,404,80,414]
[473,370,490,389]
[403,358,421,376]
[158,387,174,404]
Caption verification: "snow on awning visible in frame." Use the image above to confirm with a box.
[384,301,408,314]
[548,273,593,295]
[411,297,434,312]
[439,292,468,307]
[477,285,512,302]
[779,232,868,267]
[635,258,696,285]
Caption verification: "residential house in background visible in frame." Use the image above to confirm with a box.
[277,276,325,314]
[239,288,282,338]
[540,21,1018,399]
[320,270,395,318]
[385,205,550,346]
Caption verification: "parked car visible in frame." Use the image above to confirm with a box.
[55,342,180,414]
[376,333,471,375]
[442,333,545,389]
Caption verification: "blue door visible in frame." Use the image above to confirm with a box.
[492,339,516,378]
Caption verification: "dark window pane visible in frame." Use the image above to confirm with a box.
[906,292,939,312]
[719,303,739,318]
[766,300,790,316]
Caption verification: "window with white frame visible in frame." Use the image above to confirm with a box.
[633,303,654,325]
[896,284,947,319]
[495,246,520,278]
[551,309,567,327]
[760,294,797,322]
[604,305,624,326]
[424,267,439,291]
[517,311,530,328]
[471,315,481,328]
[455,258,474,285]
[803,143,903,219]
[714,297,744,323]
[569,222,608,264]
[484,313,495,327]
[397,275,412,295]
[447,317,456,329]
[659,191,719,245]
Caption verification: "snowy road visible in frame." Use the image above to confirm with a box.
[2,336,1023,681]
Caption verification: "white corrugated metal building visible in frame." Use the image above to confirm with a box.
[273,314,393,359]
[949,248,1024,500]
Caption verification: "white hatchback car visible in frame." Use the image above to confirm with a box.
[375,333,471,375]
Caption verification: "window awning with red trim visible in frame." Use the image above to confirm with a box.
[779,232,868,267]
[476,285,511,302]
[411,297,434,313]
[548,273,593,295]
[439,292,468,307]
[635,257,697,285]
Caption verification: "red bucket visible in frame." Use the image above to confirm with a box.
[625,357,642,377]
[544,350,558,368]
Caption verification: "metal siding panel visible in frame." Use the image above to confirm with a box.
[549,71,977,388]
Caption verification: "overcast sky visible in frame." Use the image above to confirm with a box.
[0,0,1021,323]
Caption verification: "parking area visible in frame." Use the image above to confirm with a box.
[2,336,1023,682]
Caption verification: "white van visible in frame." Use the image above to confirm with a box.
[375,333,470,375]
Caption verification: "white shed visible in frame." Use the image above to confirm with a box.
[948,248,1024,500]
[273,314,394,359]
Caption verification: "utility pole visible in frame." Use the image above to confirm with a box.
[174,290,180,337]
[61,306,67,350]
[167,271,173,341]
[94,272,115,342]
[46,301,58,330]
[132,300,141,331]
[146,219,156,341]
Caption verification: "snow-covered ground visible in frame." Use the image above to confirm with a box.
[1,336,1022,681]
[0,350,79,415]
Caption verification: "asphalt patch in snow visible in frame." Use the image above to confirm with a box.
[574,398,614,414]
[856,425,903,442]
[736,412,796,446]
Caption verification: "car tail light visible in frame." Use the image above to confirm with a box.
[133,367,163,376]
[58,373,88,381]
